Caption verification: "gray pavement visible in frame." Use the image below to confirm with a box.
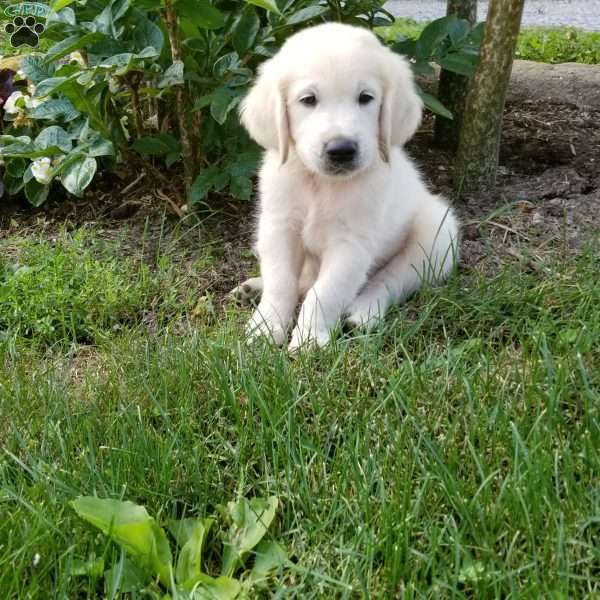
[385,1,600,31]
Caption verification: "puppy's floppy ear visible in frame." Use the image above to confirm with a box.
[378,50,423,162]
[240,57,290,164]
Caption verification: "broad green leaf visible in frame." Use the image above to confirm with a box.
[418,90,453,120]
[213,52,239,78]
[71,497,173,583]
[438,51,479,77]
[468,22,485,46]
[6,157,27,178]
[132,134,180,156]
[167,518,213,585]
[50,0,76,10]
[35,126,72,153]
[88,136,115,158]
[411,59,435,76]
[60,156,97,197]
[35,76,69,97]
[229,175,253,201]
[45,6,76,26]
[104,553,149,596]
[228,150,261,178]
[393,38,417,60]
[158,61,184,88]
[166,151,179,168]
[66,557,105,577]
[245,0,281,15]
[132,16,165,54]
[448,18,470,47]
[187,574,242,600]
[416,16,454,60]
[0,135,31,146]
[0,142,63,158]
[232,6,261,56]
[210,88,241,125]
[20,55,56,84]
[175,0,225,29]
[57,82,109,137]
[249,540,287,583]
[221,496,278,577]
[189,167,229,204]
[24,179,50,207]
[94,3,115,36]
[28,98,79,121]
[44,33,103,64]
[286,5,329,25]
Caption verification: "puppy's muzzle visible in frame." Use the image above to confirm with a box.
[324,137,359,173]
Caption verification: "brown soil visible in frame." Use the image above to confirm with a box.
[1,61,599,298]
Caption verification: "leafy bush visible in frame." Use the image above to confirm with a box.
[0,1,481,207]
[0,231,152,345]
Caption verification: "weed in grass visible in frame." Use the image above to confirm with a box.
[69,495,287,597]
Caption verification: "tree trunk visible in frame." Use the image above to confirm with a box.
[453,0,525,193]
[434,0,477,151]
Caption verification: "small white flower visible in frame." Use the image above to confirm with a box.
[27,81,36,95]
[67,51,86,67]
[16,69,25,80]
[31,157,52,185]
[32,553,41,567]
[4,91,25,115]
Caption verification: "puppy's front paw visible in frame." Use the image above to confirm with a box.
[246,309,287,346]
[346,297,384,331]
[229,277,263,305]
[288,326,331,352]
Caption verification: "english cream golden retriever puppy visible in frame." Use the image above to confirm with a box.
[233,23,459,351]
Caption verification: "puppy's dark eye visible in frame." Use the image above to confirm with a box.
[358,92,374,105]
[299,94,317,107]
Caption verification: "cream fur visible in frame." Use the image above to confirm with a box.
[233,23,459,350]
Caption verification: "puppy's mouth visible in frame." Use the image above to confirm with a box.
[322,160,361,176]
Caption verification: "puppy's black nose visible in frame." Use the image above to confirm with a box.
[325,138,358,164]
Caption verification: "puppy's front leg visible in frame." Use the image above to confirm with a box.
[289,244,370,350]
[247,220,303,345]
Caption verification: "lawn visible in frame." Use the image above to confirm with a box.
[381,20,600,65]
[1,226,599,597]
[1,9,599,599]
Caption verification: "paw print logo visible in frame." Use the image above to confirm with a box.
[5,16,45,48]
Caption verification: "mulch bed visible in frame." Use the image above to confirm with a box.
[2,73,599,298]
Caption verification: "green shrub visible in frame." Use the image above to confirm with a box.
[1,2,481,208]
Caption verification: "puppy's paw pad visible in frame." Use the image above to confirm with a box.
[228,279,262,305]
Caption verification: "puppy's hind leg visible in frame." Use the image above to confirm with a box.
[347,201,459,329]
[229,277,263,305]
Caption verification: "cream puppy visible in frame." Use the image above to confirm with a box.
[233,23,459,350]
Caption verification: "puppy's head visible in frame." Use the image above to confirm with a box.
[240,23,422,178]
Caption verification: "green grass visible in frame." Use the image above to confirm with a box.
[380,20,600,65]
[1,228,599,597]
[516,27,600,65]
